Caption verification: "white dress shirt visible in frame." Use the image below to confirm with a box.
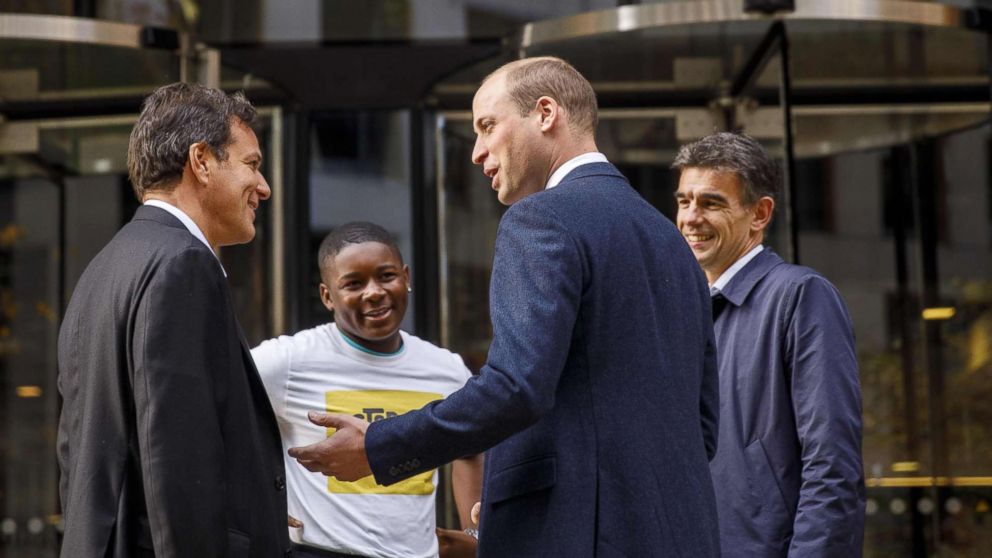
[143,199,227,277]
[545,152,609,190]
[710,244,764,293]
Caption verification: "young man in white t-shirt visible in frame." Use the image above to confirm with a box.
[252,222,482,558]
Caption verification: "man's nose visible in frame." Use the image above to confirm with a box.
[257,173,272,200]
[471,136,486,166]
[363,281,386,299]
[680,202,703,225]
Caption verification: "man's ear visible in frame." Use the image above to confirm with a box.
[319,283,334,312]
[535,96,560,133]
[750,196,776,232]
[189,141,211,184]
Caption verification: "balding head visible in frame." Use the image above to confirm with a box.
[484,56,598,137]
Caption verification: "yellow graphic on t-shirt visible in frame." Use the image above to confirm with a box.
[324,390,442,495]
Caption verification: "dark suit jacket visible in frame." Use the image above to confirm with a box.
[365,163,720,557]
[710,249,865,557]
[57,205,290,557]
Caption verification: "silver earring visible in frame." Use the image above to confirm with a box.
[407,286,412,293]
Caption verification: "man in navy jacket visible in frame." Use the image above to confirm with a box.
[674,132,865,557]
[289,56,721,557]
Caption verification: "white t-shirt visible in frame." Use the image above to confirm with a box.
[251,323,472,558]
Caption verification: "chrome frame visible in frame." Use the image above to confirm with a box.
[0,13,148,49]
[0,13,219,87]
[519,0,969,53]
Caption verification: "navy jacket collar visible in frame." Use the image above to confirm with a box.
[556,161,626,186]
[720,248,786,307]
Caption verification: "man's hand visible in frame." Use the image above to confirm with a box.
[288,412,372,481]
[437,528,477,558]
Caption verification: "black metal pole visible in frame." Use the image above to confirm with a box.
[911,140,946,553]
[410,107,441,344]
[776,21,800,264]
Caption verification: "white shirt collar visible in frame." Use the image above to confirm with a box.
[143,199,227,277]
[711,244,763,293]
[545,152,608,190]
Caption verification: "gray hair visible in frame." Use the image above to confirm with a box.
[127,82,256,200]
[487,56,599,136]
[671,132,779,206]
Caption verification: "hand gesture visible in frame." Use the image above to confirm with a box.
[288,412,372,481]
[437,528,477,558]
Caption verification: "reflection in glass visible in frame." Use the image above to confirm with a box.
[0,175,60,556]
[306,111,415,334]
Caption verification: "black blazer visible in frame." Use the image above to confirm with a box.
[57,206,290,557]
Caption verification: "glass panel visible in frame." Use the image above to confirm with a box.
[437,115,501,371]
[930,124,992,556]
[306,111,415,333]
[0,39,180,103]
[788,20,987,86]
[0,174,61,557]
[522,20,777,96]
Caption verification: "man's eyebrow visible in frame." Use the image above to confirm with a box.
[672,190,728,203]
[697,192,728,203]
[474,116,492,132]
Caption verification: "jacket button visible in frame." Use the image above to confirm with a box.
[275,474,286,491]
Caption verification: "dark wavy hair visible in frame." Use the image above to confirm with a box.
[127,82,256,200]
[671,132,779,206]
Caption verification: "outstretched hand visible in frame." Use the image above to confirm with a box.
[288,412,372,481]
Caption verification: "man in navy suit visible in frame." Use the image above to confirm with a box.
[673,132,865,557]
[289,57,720,557]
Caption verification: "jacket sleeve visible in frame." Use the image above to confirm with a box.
[365,198,583,484]
[132,248,230,557]
[786,275,866,557]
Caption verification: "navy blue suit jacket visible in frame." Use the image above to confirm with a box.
[366,163,720,556]
[710,249,865,557]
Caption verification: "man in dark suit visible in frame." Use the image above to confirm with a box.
[57,83,290,557]
[288,57,720,557]
[673,132,865,557]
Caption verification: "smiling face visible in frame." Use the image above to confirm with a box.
[676,167,773,283]
[320,241,410,353]
[470,73,549,206]
[200,120,270,248]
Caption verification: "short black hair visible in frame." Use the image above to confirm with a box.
[671,132,779,206]
[317,222,403,279]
